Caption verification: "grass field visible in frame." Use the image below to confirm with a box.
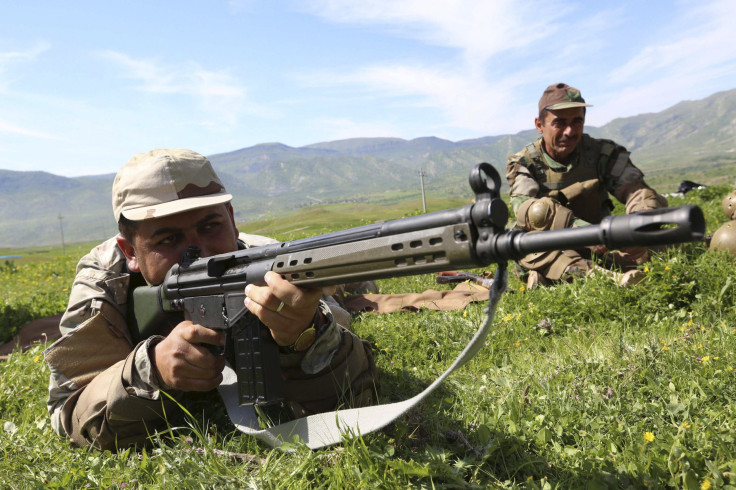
[1,187,735,488]
[238,196,473,240]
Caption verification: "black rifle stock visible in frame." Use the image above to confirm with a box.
[129,162,705,407]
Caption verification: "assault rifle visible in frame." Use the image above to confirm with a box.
[130,162,705,407]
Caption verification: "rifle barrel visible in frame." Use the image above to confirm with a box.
[493,205,705,260]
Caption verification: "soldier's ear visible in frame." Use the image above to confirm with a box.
[225,202,238,240]
[535,117,544,134]
[116,235,140,273]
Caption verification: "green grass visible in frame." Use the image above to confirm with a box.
[238,196,472,240]
[0,255,77,345]
[1,189,735,488]
[0,241,101,265]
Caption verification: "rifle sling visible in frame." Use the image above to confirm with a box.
[217,262,508,450]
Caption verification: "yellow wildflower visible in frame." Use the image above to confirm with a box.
[681,422,691,429]
[701,480,712,490]
[643,432,655,442]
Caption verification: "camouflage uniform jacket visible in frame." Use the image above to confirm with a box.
[506,134,665,227]
[44,233,378,450]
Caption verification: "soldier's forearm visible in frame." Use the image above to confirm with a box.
[623,184,668,214]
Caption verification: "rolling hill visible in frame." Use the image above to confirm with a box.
[1,88,734,248]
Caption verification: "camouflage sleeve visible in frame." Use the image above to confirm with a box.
[278,301,378,417]
[624,185,669,214]
[601,146,667,212]
[48,236,195,449]
[505,157,540,215]
[45,310,179,450]
[46,237,148,447]
[294,301,346,373]
[58,237,129,337]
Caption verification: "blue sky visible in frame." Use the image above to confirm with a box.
[1,0,734,176]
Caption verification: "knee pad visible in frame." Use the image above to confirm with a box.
[517,197,573,231]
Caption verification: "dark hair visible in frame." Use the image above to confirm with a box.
[538,108,549,123]
[118,214,140,241]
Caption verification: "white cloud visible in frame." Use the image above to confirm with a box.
[299,1,638,134]
[0,42,51,91]
[97,50,272,129]
[306,0,562,65]
[0,119,60,140]
[0,42,50,70]
[0,42,61,140]
[99,51,244,97]
[610,3,735,84]
[297,1,570,134]
[303,0,736,134]
[592,0,736,123]
[317,63,529,134]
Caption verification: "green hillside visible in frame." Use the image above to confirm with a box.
[0,88,734,248]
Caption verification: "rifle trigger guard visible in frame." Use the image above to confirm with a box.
[226,305,249,327]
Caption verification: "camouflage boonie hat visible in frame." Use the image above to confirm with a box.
[112,149,232,222]
[538,83,593,113]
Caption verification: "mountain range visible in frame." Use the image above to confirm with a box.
[1,88,734,249]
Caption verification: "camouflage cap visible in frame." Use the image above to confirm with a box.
[538,83,592,112]
[112,148,232,222]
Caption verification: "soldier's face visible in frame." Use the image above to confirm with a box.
[117,203,239,285]
[535,107,585,162]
